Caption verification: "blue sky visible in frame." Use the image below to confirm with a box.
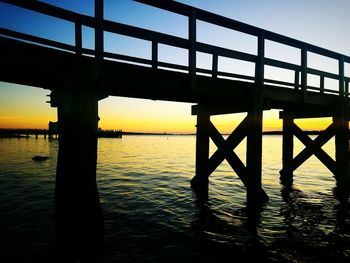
[0,0,349,132]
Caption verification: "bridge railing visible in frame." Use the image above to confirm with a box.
[1,0,349,97]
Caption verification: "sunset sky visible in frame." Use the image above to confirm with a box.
[0,0,349,133]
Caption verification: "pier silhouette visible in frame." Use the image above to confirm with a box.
[0,0,349,260]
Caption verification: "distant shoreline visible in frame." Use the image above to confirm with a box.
[122,130,323,136]
[0,128,325,138]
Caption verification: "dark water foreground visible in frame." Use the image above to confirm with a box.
[0,136,349,262]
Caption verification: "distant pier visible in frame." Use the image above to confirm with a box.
[0,127,123,139]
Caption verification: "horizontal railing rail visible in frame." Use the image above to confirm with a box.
[1,0,349,97]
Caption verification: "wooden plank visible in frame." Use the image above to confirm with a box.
[102,20,190,49]
[265,57,300,71]
[103,52,151,65]
[279,108,334,119]
[196,68,255,82]
[2,0,85,23]
[307,44,345,61]
[264,78,295,88]
[307,68,339,81]
[0,27,76,52]
[196,42,257,63]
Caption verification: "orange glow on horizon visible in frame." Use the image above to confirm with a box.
[1,83,348,133]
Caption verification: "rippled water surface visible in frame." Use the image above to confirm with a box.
[0,135,349,262]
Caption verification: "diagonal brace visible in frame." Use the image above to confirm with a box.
[283,122,336,174]
[207,116,249,186]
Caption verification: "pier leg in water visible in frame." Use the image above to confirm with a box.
[54,80,103,260]
[246,32,268,205]
[246,108,269,205]
[280,114,294,186]
[191,113,210,189]
[333,105,350,201]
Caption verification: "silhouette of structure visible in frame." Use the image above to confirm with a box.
[0,0,349,255]
[48,121,58,138]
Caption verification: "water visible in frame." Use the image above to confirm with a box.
[0,135,349,262]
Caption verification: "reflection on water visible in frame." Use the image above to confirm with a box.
[0,135,349,262]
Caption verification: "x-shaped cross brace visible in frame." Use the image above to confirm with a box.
[206,116,249,187]
[281,122,336,175]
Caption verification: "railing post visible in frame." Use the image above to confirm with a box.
[339,56,345,97]
[75,22,82,56]
[95,0,104,60]
[320,75,324,94]
[255,32,265,87]
[294,70,299,90]
[301,44,307,98]
[212,54,218,78]
[189,9,196,91]
[152,41,158,69]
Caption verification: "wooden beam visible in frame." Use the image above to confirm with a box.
[279,108,335,119]
[281,115,294,185]
[301,44,307,99]
[207,118,248,182]
[94,0,104,60]
[207,117,248,175]
[55,78,103,252]
[189,9,196,91]
[339,56,345,97]
[191,113,210,188]
[334,106,350,190]
[245,32,268,204]
[151,41,158,69]
[75,22,82,55]
[280,122,336,174]
[293,123,336,174]
[192,101,271,116]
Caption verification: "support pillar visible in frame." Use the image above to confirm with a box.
[281,114,294,186]
[334,105,350,193]
[246,107,269,204]
[54,79,103,259]
[245,31,268,205]
[191,113,210,188]
[190,103,269,204]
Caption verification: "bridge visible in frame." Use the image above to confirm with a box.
[1,0,349,255]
